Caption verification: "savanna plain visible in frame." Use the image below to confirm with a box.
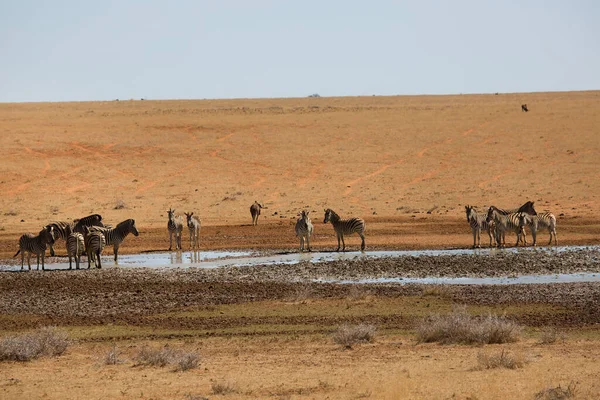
[1,91,600,399]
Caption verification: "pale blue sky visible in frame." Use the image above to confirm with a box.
[1,1,598,102]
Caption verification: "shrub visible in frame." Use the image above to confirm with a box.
[211,381,238,395]
[133,346,200,371]
[539,327,566,345]
[416,306,521,345]
[332,324,376,348]
[104,344,122,365]
[476,349,526,370]
[173,351,201,372]
[534,382,577,399]
[114,199,126,210]
[0,327,70,362]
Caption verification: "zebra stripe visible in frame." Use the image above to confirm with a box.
[184,212,201,250]
[14,226,55,271]
[295,210,314,252]
[84,229,106,269]
[464,205,495,248]
[250,201,264,226]
[486,206,529,247]
[73,214,104,234]
[492,201,537,216]
[66,232,85,270]
[45,221,73,256]
[167,208,184,251]
[524,212,557,246]
[90,219,139,262]
[323,208,365,252]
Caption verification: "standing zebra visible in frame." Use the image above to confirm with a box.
[323,208,365,252]
[486,206,530,247]
[464,205,495,248]
[167,208,183,251]
[83,227,106,269]
[250,201,264,226]
[73,214,105,234]
[89,219,139,262]
[519,212,557,246]
[295,210,314,252]
[14,226,55,271]
[66,232,85,270]
[45,221,73,257]
[184,212,201,250]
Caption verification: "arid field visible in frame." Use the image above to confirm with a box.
[1,91,600,399]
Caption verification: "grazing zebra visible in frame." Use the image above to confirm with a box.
[90,219,139,262]
[167,208,183,251]
[66,232,85,270]
[323,208,365,252]
[250,201,264,226]
[45,221,73,256]
[73,214,105,234]
[83,227,106,269]
[295,210,314,252]
[184,212,201,249]
[464,205,495,248]
[486,206,530,247]
[14,226,55,271]
[519,212,557,246]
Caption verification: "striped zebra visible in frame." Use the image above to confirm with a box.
[492,201,537,217]
[90,219,139,262]
[519,212,557,246]
[184,212,201,249]
[323,208,365,252]
[464,205,495,248]
[45,221,73,257]
[83,227,106,269]
[486,206,530,247]
[14,226,55,271]
[295,210,314,252]
[66,232,85,270]
[250,201,264,226]
[73,214,105,234]
[167,208,183,251]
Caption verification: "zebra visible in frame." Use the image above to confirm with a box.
[14,226,55,271]
[45,220,73,257]
[519,212,557,246]
[73,214,105,234]
[66,232,85,270]
[250,201,264,226]
[464,205,495,248]
[83,227,106,269]
[89,219,139,262]
[486,206,530,247]
[184,212,201,249]
[295,210,314,252]
[492,201,537,217]
[323,208,365,252]
[167,208,183,251]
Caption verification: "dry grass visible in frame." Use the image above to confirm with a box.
[416,306,521,345]
[173,351,201,372]
[539,327,566,345]
[534,382,578,399]
[476,349,526,370]
[113,199,126,210]
[332,324,377,349]
[0,327,70,362]
[133,345,200,371]
[103,344,122,365]
[211,381,238,395]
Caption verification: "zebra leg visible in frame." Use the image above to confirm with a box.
[169,232,173,251]
[50,243,55,257]
[487,228,493,248]
[359,233,365,252]
[471,228,477,249]
[27,253,32,270]
[41,252,45,271]
[307,236,311,252]
[96,250,102,269]
[36,253,41,270]
[114,244,119,262]
[20,251,25,271]
[335,235,341,252]
[341,235,346,252]
[476,228,481,248]
[68,253,73,270]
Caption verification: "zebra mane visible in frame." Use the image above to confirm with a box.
[116,219,135,229]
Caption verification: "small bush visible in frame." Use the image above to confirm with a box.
[0,327,70,362]
[134,346,175,367]
[104,344,122,365]
[534,382,577,399]
[416,306,521,345]
[332,324,376,348]
[211,381,238,395]
[173,351,201,372]
[539,327,566,345]
[114,199,126,210]
[476,349,526,370]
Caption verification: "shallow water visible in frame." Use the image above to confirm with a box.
[2,246,599,285]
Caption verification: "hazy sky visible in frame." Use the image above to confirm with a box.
[1,1,598,102]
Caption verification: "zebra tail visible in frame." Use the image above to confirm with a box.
[13,249,21,257]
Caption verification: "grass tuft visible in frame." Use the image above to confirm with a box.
[133,345,200,371]
[416,306,521,345]
[539,327,566,345]
[211,381,238,395]
[332,324,376,348]
[0,327,70,362]
[103,344,122,365]
[476,349,526,370]
[534,381,577,399]
[173,351,201,372]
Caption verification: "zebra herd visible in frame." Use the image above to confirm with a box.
[465,201,558,248]
[14,213,139,271]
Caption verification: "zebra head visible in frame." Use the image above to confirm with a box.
[40,226,55,245]
[518,201,537,216]
[167,208,175,219]
[465,205,474,222]
[123,218,139,236]
[184,212,195,227]
[485,206,496,224]
[323,209,337,224]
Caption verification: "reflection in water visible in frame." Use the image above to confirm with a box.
[170,251,183,265]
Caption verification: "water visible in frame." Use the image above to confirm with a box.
[2,246,599,285]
